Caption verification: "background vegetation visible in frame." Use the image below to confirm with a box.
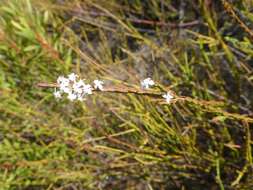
[0,0,253,189]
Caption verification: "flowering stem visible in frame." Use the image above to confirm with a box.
[37,82,253,123]
[37,82,163,97]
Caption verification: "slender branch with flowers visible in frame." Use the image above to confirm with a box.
[37,73,175,103]
[37,73,253,123]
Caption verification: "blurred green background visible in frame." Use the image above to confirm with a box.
[0,0,253,189]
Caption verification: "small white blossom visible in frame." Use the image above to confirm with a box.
[68,73,78,82]
[60,85,71,94]
[83,84,93,95]
[57,76,71,94]
[141,78,155,89]
[53,90,62,99]
[93,80,104,91]
[67,93,77,101]
[57,76,69,86]
[73,79,85,94]
[162,92,174,103]
[57,76,65,84]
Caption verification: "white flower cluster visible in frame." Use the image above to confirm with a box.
[54,73,104,101]
[141,77,155,89]
[141,78,174,103]
[53,75,173,103]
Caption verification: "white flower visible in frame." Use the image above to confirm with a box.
[57,76,70,94]
[53,89,62,99]
[57,76,65,84]
[162,92,174,103]
[57,76,69,86]
[73,79,85,94]
[60,85,71,94]
[68,73,78,82]
[67,93,77,101]
[141,78,155,89]
[93,80,104,91]
[83,84,93,95]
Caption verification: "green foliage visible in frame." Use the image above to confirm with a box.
[0,0,253,189]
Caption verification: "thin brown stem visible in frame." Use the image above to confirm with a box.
[222,0,253,40]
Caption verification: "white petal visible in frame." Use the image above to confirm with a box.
[68,73,78,82]
[94,80,104,90]
[73,80,85,94]
[163,92,174,103]
[83,84,93,95]
[57,76,69,85]
[60,85,71,94]
[67,93,77,101]
[54,90,62,99]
